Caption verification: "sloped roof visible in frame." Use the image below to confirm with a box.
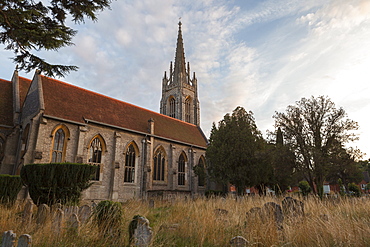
[0,77,31,127]
[40,76,207,148]
[0,79,13,126]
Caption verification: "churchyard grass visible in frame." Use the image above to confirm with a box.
[1,195,369,246]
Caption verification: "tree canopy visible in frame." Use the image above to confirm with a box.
[206,106,267,195]
[273,95,359,198]
[0,0,112,77]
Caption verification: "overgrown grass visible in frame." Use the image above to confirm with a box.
[1,195,369,246]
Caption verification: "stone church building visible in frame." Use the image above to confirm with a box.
[0,22,209,201]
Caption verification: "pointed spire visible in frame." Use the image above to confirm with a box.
[173,20,187,85]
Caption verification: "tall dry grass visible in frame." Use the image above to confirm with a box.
[1,195,369,246]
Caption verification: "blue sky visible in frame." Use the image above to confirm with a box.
[1,0,369,158]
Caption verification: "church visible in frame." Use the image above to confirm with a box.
[0,22,209,201]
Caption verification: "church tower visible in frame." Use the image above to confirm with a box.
[160,21,200,126]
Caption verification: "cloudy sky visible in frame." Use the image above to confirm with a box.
[1,0,369,158]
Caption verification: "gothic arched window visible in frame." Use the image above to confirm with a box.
[51,128,66,162]
[153,148,166,181]
[169,97,176,118]
[124,144,136,183]
[185,97,191,123]
[178,153,186,185]
[197,157,206,187]
[89,136,104,181]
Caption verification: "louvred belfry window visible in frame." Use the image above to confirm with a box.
[170,97,176,118]
[185,97,191,123]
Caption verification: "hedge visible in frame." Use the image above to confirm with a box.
[0,174,22,205]
[20,163,97,205]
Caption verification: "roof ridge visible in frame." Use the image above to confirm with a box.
[40,75,198,128]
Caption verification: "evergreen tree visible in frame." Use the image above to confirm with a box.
[206,106,267,195]
[0,0,111,77]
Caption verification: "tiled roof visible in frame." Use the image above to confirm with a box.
[0,77,32,127]
[40,76,207,148]
[0,79,13,126]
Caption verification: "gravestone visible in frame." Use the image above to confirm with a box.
[230,236,248,247]
[64,206,79,220]
[129,216,153,247]
[78,205,92,224]
[262,202,284,230]
[52,208,64,234]
[36,204,50,225]
[148,199,154,208]
[282,197,304,218]
[51,203,62,213]
[245,206,262,226]
[22,201,34,224]
[17,234,32,247]
[1,230,16,247]
[67,213,80,235]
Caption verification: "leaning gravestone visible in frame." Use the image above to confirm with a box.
[281,197,304,218]
[262,202,284,230]
[78,205,92,224]
[36,204,50,225]
[17,234,32,247]
[64,206,79,220]
[1,230,16,247]
[22,201,34,225]
[67,213,80,235]
[230,236,249,247]
[129,216,153,247]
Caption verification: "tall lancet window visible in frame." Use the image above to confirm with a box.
[51,128,65,162]
[124,144,136,183]
[178,153,186,185]
[89,136,103,181]
[185,97,191,123]
[169,97,176,118]
[153,148,166,181]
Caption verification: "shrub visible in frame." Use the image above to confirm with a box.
[298,180,311,197]
[348,182,361,197]
[0,174,22,205]
[20,163,97,205]
[93,200,123,237]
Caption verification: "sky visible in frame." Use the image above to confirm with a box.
[1,0,369,159]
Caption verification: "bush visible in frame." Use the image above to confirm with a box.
[348,182,361,197]
[93,200,123,237]
[0,174,22,205]
[20,163,97,205]
[298,180,311,197]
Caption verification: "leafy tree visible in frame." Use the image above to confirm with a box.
[348,182,361,197]
[273,96,359,199]
[0,0,112,77]
[206,106,267,195]
[298,180,311,197]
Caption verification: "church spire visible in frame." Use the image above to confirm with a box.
[173,21,187,85]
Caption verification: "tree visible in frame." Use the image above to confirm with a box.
[206,106,267,195]
[1,0,111,77]
[273,96,359,198]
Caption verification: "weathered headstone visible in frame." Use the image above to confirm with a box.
[129,216,153,247]
[22,201,34,225]
[148,199,154,208]
[262,202,284,230]
[17,234,32,247]
[64,206,79,220]
[1,230,16,247]
[36,204,50,225]
[51,203,62,213]
[282,197,304,218]
[78,205,92,224]
[245,207,262,224]
[52,208,64,234]
[230,236,248,247]
[67,213,80,235]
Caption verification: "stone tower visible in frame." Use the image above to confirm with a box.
[160,21,200,126]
